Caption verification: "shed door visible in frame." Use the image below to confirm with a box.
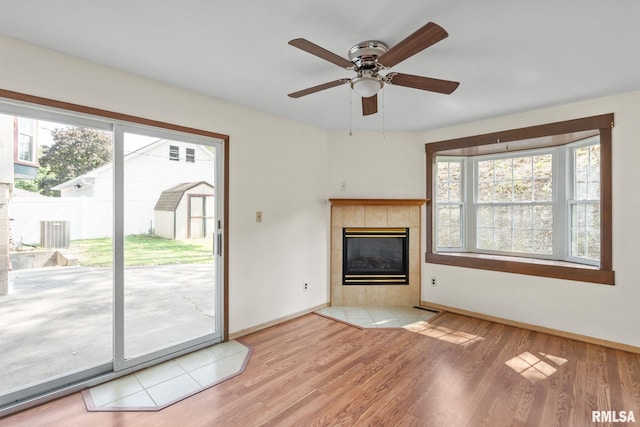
[189,195,214,238]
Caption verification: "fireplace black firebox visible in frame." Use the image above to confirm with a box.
[342,227,409,285]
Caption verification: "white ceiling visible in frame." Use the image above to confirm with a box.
[1,1,640,132]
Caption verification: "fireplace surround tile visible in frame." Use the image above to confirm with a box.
[331,227,343,251]
[329,199,426,308]
[342,206,365,226]
[331,206,343,227]
[331,250,342,274]
[342,286,366,306]
[387,206,411,226]
[364,206,387,226]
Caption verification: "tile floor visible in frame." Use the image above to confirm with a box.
[82,340,250,411]
[316,306,439,328]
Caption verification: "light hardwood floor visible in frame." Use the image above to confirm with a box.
[2,312,640,426]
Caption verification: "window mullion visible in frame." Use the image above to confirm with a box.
[555,147,567,261]
[466,157,475,252]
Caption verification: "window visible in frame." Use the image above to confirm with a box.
[186,147,195,163]
[475,152,554,256]
[426,114,614,285]
[436,141,600,265]
[169,144,179,161]
[569,142,601,262]
[436,160,463,249]
[17,117,36,163]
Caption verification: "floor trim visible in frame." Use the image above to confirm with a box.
[229,303,329,340]
[420,300,640,355]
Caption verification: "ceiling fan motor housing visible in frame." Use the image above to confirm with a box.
[348,40,389,70]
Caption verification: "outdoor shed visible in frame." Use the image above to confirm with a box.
[154,181,214,240]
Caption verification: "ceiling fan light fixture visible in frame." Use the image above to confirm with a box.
[350,76,383,98]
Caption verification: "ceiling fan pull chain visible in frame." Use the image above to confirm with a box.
[382,85,386,139]
[349,86,353,136]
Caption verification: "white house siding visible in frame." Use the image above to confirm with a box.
[57,140,214,235]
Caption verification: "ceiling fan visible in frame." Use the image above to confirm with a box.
[288,22,459,116]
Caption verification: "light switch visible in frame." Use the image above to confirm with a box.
[256,211,262,223]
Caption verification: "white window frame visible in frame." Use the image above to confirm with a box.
[435,140,600,267]
[434,157,466,252]
[566,137,601,266]
[0,93,228,414]
[17,117,37,163]
[169,144,180,161]
[186,147,195,163]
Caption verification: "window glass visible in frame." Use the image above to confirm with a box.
[17,117,35,162]
[169,145,179,161]
[475,153,553,255]
[570,143,601,262]
[186,147,195,163]
[435,160,463,249]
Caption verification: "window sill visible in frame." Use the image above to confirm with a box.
[425,252,614,285]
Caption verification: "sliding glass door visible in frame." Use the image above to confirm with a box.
[115,127,223,369]
[0,108,115,406]
[0,98,225,409]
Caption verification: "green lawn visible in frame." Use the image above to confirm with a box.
[70,234,214,267]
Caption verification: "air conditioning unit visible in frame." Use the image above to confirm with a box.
[40,221,70,249]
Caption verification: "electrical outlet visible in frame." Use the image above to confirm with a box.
[431,277,437,287]
[303,282,308,291]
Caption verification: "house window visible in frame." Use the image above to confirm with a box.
[436,142,600,265]
[169,145,179,161]
[17,117,36,163]
[436,160,463,249]
[569,142,601,262]
[186,147,195,163]
[426,114,614,285]
[475,152,554,256]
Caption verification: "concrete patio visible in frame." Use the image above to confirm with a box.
[1,263,217,394]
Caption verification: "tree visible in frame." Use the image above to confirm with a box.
[38,127,112,196]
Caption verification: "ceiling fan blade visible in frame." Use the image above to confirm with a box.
[386,73,459,94]
[378,22,448,68]
[289,38,354,69]
[362,94,378,116]
[288,79,349,98]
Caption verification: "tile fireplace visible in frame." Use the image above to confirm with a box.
[330,199,426,307]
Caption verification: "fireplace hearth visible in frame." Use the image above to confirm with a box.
[342,227,409,285]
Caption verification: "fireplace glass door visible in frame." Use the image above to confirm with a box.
[343,228,409,285]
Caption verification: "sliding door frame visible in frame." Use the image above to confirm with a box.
[113,123,226,371]
[0,88,230,410]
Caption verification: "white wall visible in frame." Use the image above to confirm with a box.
[0,35,329,334]
[327,131,425,198]
[420,91,640,347]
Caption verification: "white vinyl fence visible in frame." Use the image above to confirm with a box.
[10,197,149,245]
